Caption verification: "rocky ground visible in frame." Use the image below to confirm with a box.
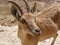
[0,0,60,45]
[0,25,60,45]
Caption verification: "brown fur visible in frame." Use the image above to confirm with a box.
[18,13,58,45]
[18,13,39,45]
[17,6,60,45]
[36,16,58,41]
[37,6,60,29]
[8,1,59,45]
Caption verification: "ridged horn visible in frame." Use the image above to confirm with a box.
[23,0,30,12]
[8,0,24,15]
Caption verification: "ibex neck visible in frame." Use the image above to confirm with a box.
[21,36,38,45]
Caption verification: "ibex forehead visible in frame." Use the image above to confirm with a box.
[22,13,36,19]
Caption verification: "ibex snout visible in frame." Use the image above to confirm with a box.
[33,29,41,36]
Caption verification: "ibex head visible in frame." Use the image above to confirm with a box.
[8,0,41,36]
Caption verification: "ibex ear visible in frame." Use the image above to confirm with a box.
[11,5,21,20]
[8,0,24,20]
[11,5,18,19]
[30,2,37,13]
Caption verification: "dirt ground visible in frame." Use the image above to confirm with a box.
[0,0,60,45]
[0,25,60,45]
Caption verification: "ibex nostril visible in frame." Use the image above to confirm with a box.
[33,29,41,36]
[35,29,40,32]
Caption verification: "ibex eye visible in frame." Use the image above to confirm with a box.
[20,19,27,24]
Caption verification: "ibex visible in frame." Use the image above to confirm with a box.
[8,0,59,45]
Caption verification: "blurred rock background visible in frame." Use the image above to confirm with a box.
[0,0,60,26]
[0,0,60,45]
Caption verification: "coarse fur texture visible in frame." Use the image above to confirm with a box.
[37,6,60,29]
[8,0,60,45]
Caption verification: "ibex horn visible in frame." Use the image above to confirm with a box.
[8,0,24,15]
[23,0,30,13]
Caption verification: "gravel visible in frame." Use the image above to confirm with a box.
[0,25,60,45]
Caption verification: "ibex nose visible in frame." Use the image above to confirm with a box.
[33,29,41,36]
[35,29,40,32]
